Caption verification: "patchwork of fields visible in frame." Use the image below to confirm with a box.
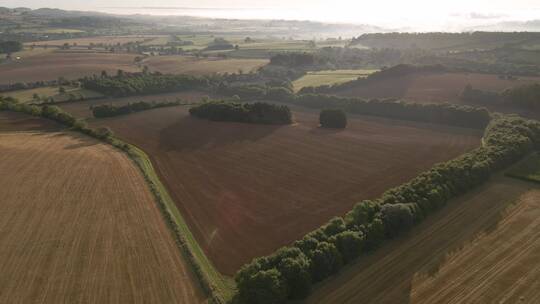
[85,103,481,274]
[0,115,206,303]
[142,55,268,75]
[307,176,540,304]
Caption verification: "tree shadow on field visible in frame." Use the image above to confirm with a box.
[158,115,281,152]
[308,176,530,304]
[309,126,345,136]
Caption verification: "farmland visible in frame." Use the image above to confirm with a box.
[142,55,268,75]
[0,86,103,103]
[0,49,140,84]
[60,90,212,118]
[334,71,540,105]
[293,69,378,92]
[25,35,163,47]
[87,104,481,275]
[0,123,206,303]
[307,176,540,304]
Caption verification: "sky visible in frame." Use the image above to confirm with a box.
[1,0,540,31]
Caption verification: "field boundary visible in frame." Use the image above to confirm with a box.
[119,142,235,303]
[0,99,233,303]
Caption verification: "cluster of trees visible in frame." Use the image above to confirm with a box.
[235,114,540,304]
[81,73,214,97]
[0,40,22,54]
[189,100,292,125]
[298,64,446,95]
[461,84,540,110]
[204,38,236,51]
[270,53,316,67]
[319,109,347,129]
[91,100,181,118]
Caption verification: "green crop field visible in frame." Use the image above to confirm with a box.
[506,152,540,183]
[293,69,379,91]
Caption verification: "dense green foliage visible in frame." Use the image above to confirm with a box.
[189,101,292,125]
[270,53,316,67]
[0,40,22,54]
[91,100,180,118]
[235,113,540,303]
[81,74,214,97]
[319,109,347,128]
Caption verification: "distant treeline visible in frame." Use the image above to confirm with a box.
[235,113,540,304]
[217,81,490,129]
[81,73,215,97]
[461,83,540,110]
[350,32,540,50]
[189,100,292,125]
[91,100,181,118]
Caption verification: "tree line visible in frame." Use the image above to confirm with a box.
[91,100,181,118]
[0,96,114,140]
[189,100,292,125]
[216,82,490,129]
[80,73,216,97]
[235,113,540,304]
[461,83,540,110]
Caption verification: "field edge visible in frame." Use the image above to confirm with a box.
[119,141,236,303]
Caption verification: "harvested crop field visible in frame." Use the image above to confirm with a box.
[0,128,205,303]
[336,72,540,104]
[0,111,61,131]
[60,90,213,118]
[307,176,540,304]
[89,104,481,275]
[142,55,268,75]
[0,50,140,85]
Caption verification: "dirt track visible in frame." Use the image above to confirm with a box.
[0,130,206,303]
[89,104,481,275]
[307,176,540,304]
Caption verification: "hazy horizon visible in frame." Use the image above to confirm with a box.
[1,0,540,31]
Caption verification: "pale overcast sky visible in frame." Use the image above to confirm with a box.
[1,0,539,30]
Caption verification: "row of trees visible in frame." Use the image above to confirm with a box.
[235,114,540,304]
[0,97,114,140]
[216,82,490,129]
[81,73,215,97]
[461,83,540,110]
[189,100,292,125]
[91,100,181,118]
[0,41,22,54]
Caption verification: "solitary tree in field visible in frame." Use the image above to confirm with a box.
[320,109,347,129]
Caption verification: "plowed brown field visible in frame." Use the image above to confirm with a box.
[0,128,206,303]
[307,176,540,304]
[89,104,481,275]
[336,72,540,108]
[0,50,140,85]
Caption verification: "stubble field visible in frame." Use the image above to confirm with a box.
[0,118,206,303]
[307,176,540,304]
